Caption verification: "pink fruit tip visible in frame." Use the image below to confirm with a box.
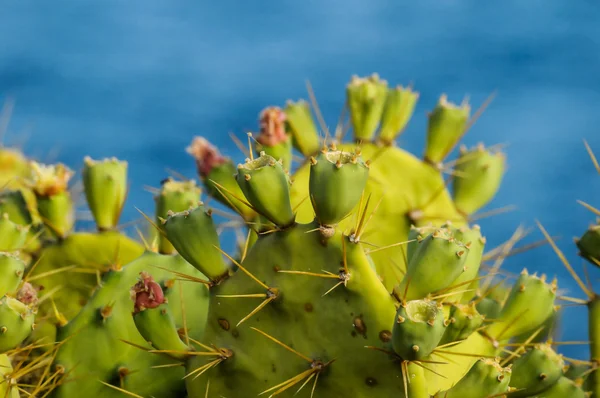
[17,282,39,306]
[257,107,288,147]
[131,272,165,313]
[186,137,228,178]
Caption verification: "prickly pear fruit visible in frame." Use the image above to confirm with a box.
[256,107,293,170]
[395,227,469,301]
[284,100,320,156]
[474,296,502,319]
[309,149,369,226]
[131,272,189,358]
[347,74,388,142]
[508,343,564,397]
[442,357,512,398]
[0,252,24,297]
[187,136,255,220]
[0,296,35,352]
[163,205,229,282]
[0,213,29,251]
[575,223,600,265]
[453,144,505,215]
[378,85,419,144]
[392,299,446,360]
[446,224,486,302]
[486,271,556,342]
[424,95,470,167]
[530,376,586,398]
[82,157,128,230]
[236,153,295,227]
[155,178,201,254]
[439,303,484,345]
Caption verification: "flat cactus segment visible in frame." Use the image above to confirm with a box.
[439,303,484,345]
[291,143,464,291]
[452,144,506,216]
[163,205,229,281]
[441,358,511,398]
[576,223,600,266]
[0,252,25,297]
[391,299,446,361]
[236,153,295,227]
[186,223,413,397]
[378,85,419,144]
[30,231,144,321]
[394,227,469,301]
[486,271,557,342]
[0,296,35,352]
[0,213,29,251]
[424,95,471,166]
[154,178,201,255]
[53,252,209,398]
[284,100,320,156]
[82,157,128,230]
[508,343,564,397]
[347,74,388,142]
[529,376,586,398]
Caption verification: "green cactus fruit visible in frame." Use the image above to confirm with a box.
[163,205,229,282]
[441,358,512,398]
[424,95,470,167]
[154,178,201,255]
[0,213,29,251]
[486,271,556,342]
[53,252,209,398]
[446,224,486,302]
[131,272,190,359]
[394,227,469,301]
[407,224,436,263]
[284,99,321,156]
[378,85,419,145]
[508,343,564,397]
[256,107,293,170]
[474,296,502,320]
[453,144,506,216]
[439,303,484,345]
[235,153,295,227]
[0,296,35,352]
[575,223,600,265]
[309,149,369,226]
[529,376,586,398]
[0,252,25,297]
[392,299,446,361]
[82,156,128,231]
[347,74,388,142]
[187,136,256,221]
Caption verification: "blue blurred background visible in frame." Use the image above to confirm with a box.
[1,1,599,359]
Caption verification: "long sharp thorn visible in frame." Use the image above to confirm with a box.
[322,281,344,297]
[251,328,312,363]
[365,239,415,255]
[577,200,600,216]
[98,381,144,398]
[214,245,269,290]
[236,297,274,327]
[584,139,600,174]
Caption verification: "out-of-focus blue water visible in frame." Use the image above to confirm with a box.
[1,1,599,359]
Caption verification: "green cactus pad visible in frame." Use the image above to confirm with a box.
[0,252,25,298]
[424,95,470,166]
[236,153,295,227]
[154,178,201,255]
[508,343,564,397]
[347,74,388,142]
[284,100,321,156]
[453,144,506,216]
[486,271,556,342]
[529,376,586,398]
[439,303,484,345]
[0,213,29,251]
[394,227,469,301]
[442,357,511,398]
[378,85,419,145]
[0,296,35,352]
[576,223,600,265]
[392,299,446,361]
[309,150,369,226]
[82,157,128,230]
[163,205,228,282]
